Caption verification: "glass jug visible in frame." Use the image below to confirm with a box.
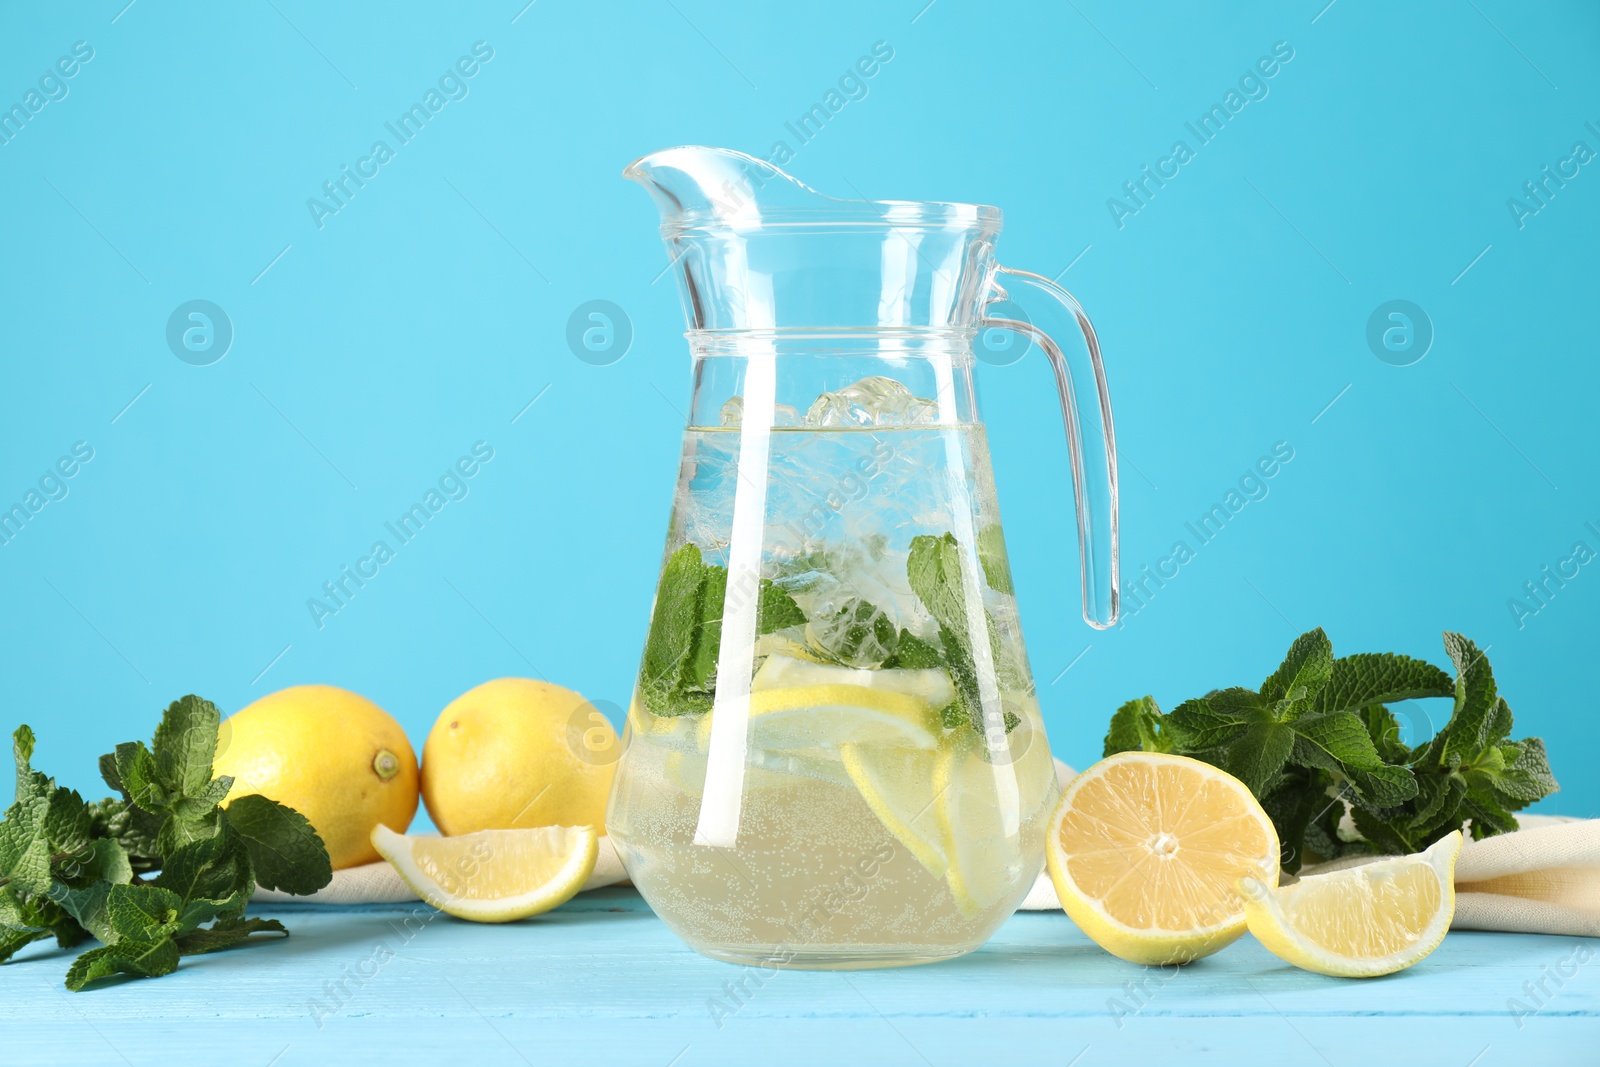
[606,146,1119,969]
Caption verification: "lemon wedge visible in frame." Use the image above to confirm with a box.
[371,824,597,923]
[751,654,956,710]
[1241,831,1461,977]
[841,742,948,879]
[935,741,1029,918]
[691,683,943,752]
[1046,752,1279,964]
[751,633,828,663]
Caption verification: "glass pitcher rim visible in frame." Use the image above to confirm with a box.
[684,326,985,356]
[624,145,1002,233]
[655,202,1003,233]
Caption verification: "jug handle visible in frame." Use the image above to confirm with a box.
[982,266,1119,629]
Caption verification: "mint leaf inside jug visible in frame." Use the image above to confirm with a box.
[639,544,810,717]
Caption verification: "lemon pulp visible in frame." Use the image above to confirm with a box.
[1046,752,1280,965]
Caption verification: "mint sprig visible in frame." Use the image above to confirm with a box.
[639,544,809,717]
[1104,629,1558,872]
[637,532,1027,741]
[905,533,1025,735]
[0,696,332,990]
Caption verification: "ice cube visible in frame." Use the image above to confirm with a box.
[718,396,800,428]
[804,376,939,427]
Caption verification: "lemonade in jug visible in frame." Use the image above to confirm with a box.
[606,147,1119,968]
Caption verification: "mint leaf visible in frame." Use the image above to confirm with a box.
[153,829,253,910]
[107,884,182,942]
[977,524,1014,595]
[1224,721,1295,795]
[1289,712,1386,769]
[0,924,53,963]
[1462,789,1520,839]
[88,798,162,874]
[758,580,805,632]
[110,741,167,813]
[0,739,95,896]
[1489,737,1558,804]
[639,542,810,716]
[161,834,254,935]
[0,885,58,963]
[682,562,727,692]
[936,625,983,734]
[154,804,223,856]
[1314,653,1454,715]
[0,802,52,896]
[1435,632,1499,766]
[906,533,1022,737]
[175,916,287,956]
[42,789,92,868]
[110,894,173,941]
[46,839,132,943]
[1286,712,1419,808]
[176,891,250,936]
[1168,688,1264,751]
[884,630,942,669]
[1259,628,1333,715]
[1350,803,1414,855]
[1343,763,1419,808]
[907,536,979,729]
[907,534,967,633]
[1103,696,1172,756]
[152,696,223,798]
[640,544,709,714]
[2,727,57,895]
[222,794,332,896]
[64,938,180,990]
[1360,704,1409,764]
[13,726,49,806]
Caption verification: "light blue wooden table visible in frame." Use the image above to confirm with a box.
[3,888,1596,1065]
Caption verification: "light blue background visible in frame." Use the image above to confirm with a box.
[1,0,1595,822]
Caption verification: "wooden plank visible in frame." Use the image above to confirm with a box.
[2,889,1595,1065]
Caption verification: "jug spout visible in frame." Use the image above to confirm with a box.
[623,146,831,230]
[624,145,1003,332]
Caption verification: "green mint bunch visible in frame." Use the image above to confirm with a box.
[1104,629,1557,873]
[0,696,333,990]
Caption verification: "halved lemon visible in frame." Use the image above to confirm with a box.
[1045,752,1279,965]
[1241,831,1461,977]
[372,824,598,922]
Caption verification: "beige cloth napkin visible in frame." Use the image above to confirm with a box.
[1019,760,1600,935]
[1433,815,1600,936]
[251,834,629,905]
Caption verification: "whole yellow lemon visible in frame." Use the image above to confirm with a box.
[214,685,419,869]
[422,678,618,836]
